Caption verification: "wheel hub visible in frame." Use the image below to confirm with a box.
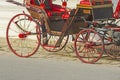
[18,33,27,39]
[84,42,95,48]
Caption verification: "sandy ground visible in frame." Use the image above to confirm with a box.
[0,0,120,67]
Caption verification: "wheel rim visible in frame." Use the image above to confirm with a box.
[41,33,69,52]
[6,14,40,57]
[74,29,103,64]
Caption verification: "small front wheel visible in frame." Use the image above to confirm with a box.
[74,29,104,64]
[6,14,41,58]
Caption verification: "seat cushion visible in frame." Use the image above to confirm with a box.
[45,4,67,18]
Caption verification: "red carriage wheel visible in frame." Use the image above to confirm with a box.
[104,34,120,59]
[41,33,69,52]
[6,14,41,58]
[74,29,104,64]
[106,44,120,59]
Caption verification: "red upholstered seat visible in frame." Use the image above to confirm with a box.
[30,0,68,19]
[80,0,91,5]
[52,4,66,12]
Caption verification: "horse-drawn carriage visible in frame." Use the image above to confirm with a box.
[6,0,120,64]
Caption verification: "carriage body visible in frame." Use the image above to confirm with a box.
[25,0,114,36]
[24,0,120,60]
[25,0,91,35]
[6,0,120,64]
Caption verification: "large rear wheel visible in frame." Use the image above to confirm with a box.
[6,14,40,57]
[74,29,104,64]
